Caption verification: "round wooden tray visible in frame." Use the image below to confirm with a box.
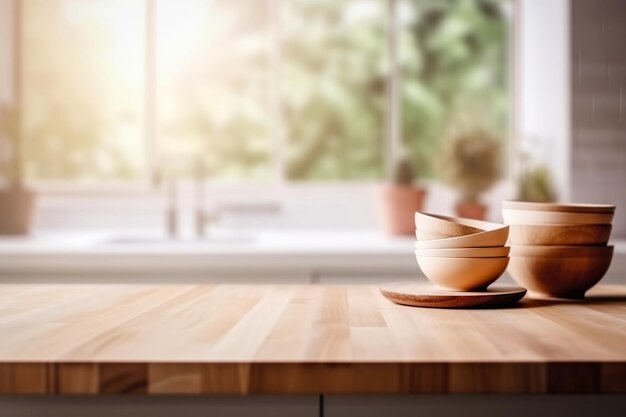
[380,282,527,309]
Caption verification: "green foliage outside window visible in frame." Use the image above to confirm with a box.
[17,0,509,182]
[401,0,509,178]
[282,0,387,180]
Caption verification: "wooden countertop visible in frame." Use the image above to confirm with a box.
[0,284,625,395]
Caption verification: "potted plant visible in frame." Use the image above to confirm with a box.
[440,118,502,220]
[0,105,36,235]
[518,165,556,203]
[377,157,427,236]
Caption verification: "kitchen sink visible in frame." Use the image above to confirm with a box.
[99,232,258,247]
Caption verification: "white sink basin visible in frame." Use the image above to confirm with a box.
[99,232,257,247]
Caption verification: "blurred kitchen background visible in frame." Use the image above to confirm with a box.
[0,0,624,283]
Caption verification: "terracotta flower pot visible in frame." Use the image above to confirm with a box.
[0,187,36,235]
[377,185,427,236]
[455,200,488,220]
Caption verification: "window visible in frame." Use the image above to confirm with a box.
[17,0,510,184]
[22,0,146,180]
[282,0,387,180]
[156,0,272,180]
[400,0,509,177]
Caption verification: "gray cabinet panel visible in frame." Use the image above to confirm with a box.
[0,396,318,417]
[324,395,626,417]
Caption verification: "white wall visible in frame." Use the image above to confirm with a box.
[569,0,626,236]
[517,0,626,237]
[516,0,570,200]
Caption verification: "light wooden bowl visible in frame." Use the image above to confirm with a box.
[502,201,616,213]
[415,212,502,238]
[509,224,612,246]
[415,225,509,249]
[414,246,510,258]
[416,255,509,292]
[415,230,454,241]
[508,245,614,298]
[502,208,614,225]
[510,245,613,258]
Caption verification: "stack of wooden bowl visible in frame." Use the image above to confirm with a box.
[415,212,510,291]
[502,201,615,298]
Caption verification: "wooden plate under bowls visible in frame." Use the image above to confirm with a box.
[380,282,527,309]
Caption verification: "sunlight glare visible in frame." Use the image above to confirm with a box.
[156,0,207,78]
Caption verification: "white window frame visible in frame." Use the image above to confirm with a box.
[11,0,515,197]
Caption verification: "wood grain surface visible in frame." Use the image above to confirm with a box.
[0,284,625,395]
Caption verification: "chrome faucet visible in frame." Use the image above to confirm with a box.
[166,178,178,238]
[154,166,179,239]
[188,158,283,238]
[194,159,219,238]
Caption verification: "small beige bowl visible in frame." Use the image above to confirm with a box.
[415,212,503,238]
[508,245,614,298]
[502,208,615,225]
[416,225,509,249]
[415,229,455,241]
[414,246,510,258]
[416,255,509,292]
[509,224,612,246]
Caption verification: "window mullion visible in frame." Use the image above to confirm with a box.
[386,0,401,176]
[13,0,23,183]
[145,0,157,185]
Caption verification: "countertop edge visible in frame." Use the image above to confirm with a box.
[1,361,624,395]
